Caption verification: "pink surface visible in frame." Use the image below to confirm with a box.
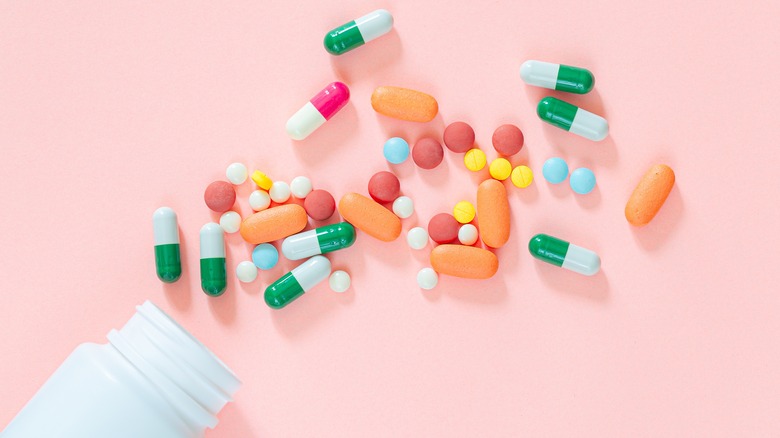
[1,1,779,436]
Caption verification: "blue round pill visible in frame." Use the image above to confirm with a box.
[383,137,410,164]
[570,167,596,194]
[542,157,569,184]
[252,243,279,270]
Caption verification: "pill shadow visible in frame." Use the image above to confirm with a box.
[329,29,403,84]
[546,180,570,199]
[630,184,684,251]
[433,273,509,305]
[513,179,539,204]
[529,88,619,169]
[268,246,363,340]
[374,111,446,148]
[416,155,450,188]
[289,101,359,168]
[533,260,610,303]
[207,279,238,325]
[388,159,415,180]
[574,184,601,209]
[162,228,192,312]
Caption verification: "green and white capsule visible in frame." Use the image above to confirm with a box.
[200,223,227,296]
[281,222,356,260]
[153,207,181,283]
[537,97,609,141]
[265,255,332,309]
[528,233,600,276]
[324,9,394,55]
[520,60,594,94]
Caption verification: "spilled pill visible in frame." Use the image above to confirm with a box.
[625,164,675,226]
[324,9,394,55]
[520,60,595,94]
[240,204,308,244]
[430,245,499,279]
[287,82,350,140]
[477,179,510,248]
[338,192,402,242]
[371,86,438,122]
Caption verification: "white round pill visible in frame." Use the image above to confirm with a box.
[269,181,291,203]
[329,270,351,293]
[417,268,438,290]
[226,163,248,185]
[219,211,241,234]
[392,196,414,219]
[458,223,479,245]
[407,227,429,250]
[236,261,258,283]
[290,176,313,199]
[249,190,271,211]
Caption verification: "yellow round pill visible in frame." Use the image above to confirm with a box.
[464,148,487,172]
[251,170,273,191]
[489,158,512,181]
[511,165,534,188]
[453,201,476,224]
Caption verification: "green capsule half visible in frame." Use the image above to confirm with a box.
[200,223,227,296]
[537,97,609,141]
[265,256,332,309]
[520,60,594,94]
[529,233,600,276]
[324,10,393,55]
[281,222,356,260]
[153,207,181,283]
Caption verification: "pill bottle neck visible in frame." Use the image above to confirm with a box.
[107,301,240,435]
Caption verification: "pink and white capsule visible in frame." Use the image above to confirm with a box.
[286,82,350,140]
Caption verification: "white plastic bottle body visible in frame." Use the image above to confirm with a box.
[1,301,240,438]
[2,343,192,437]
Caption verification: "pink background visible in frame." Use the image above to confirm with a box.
[2,1,779,436]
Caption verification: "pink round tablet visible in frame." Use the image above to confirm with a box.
[443,122,475,153]
[368,171,401,204]
[428,213,460,244]
[492,124,524,156]
[304,189,336,221]
[204,181,236,213]
[412,138,444,170]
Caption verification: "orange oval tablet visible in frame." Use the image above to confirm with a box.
[625,164,675,226]
[338,192,401,242]
[240,204,307,244]
[477,179,510,248]
[371,86,438,123]
[430,245,499,279]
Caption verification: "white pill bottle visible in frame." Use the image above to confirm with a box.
[1,301,240,438]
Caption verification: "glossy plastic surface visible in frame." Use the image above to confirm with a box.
[529,233,600,276]
[199,223,226,296]
[264,256,331,309]
[323,10,393,55]
[520,60,594,94]
[537,97,578,131]
[281,222,356,260]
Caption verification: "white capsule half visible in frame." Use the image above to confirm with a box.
[520,60,560,90]
[355,9,394,43]
[153,207,179,245]
[292,255,332,292]
[200,222,225,259]
[282,229,320,260]
[286,102,326,141]
[562,244,601,276]
[570,109,609,142]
